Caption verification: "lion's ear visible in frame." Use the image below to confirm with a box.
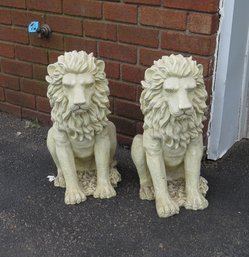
[47,64,57,76]
[197,64,203,75]
[97,60,105,72]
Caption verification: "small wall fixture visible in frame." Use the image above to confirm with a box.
[28,21,52,38]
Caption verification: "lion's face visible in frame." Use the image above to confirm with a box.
[163,76,196,117]
[62,73,95,114]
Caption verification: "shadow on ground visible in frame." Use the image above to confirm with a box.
[0,113,248,257]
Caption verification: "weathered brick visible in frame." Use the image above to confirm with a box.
[140,7,187,30]
[136,85,143,102]
[0,87,5,101]
[0,9,11,24]
[22,108,52,126]
[109,80,136,101]
[21,79,48,97]
[84,20,117,41]
[0,74,19,90]
[46,15,82,36]
[33,65,47,81]
[122,64,145,84]
[0,26,29,44]
[124,0,160,5]
[36,96,51,113]
[193,56,214,77]
[64,0,102,18]
[117,133,133,146]
[99,41,137,64]
[16,45,48,65]
[64,37,97,56]
[5,89,35,109]
[114,99,143,120]
[26,0,62,13]
[189,13,219,35]
[139,48,167,66]
[2,59,33,78]
[136,121,144,134]
[105,61,120,79]
[30,33,63,50]
[0,42,15,58]
[118,25,159,48]
[0,0,26,8]
[109,115,136,136]
[0,102,21,117]
[161,32,216,56]
[104,2,137,24]
[11,10,44,27]
[163,0,219,13]
[48,51,63,64]
[109,96,114,114]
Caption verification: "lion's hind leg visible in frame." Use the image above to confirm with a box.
[47,128,66,188]
[131,135,154,200]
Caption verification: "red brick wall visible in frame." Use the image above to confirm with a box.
[0,0,220,145]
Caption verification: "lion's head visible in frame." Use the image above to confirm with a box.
[46,50,110,141]
[140,54,207,149]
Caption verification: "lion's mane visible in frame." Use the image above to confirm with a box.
[140,54,207,149]
[46,51,110,141]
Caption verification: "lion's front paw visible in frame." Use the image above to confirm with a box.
[140,185,154,200]
[54,175,66,188]
[93,183,116,199]
[156,196,179,218]
[184,192,208,210]
[65,188,86,205]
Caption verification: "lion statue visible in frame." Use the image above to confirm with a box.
[131,54,209,218]
[46,50,120,205]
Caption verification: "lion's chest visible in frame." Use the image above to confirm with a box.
[162,145,186,167]
[69,138,95,159]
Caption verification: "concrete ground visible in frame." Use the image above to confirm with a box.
[0,112,248,257]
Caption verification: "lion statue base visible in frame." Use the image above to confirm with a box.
[46,50,121,205]
[131,54,209,218]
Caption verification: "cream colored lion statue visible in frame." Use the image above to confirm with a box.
[46,50,120,205]
[131,54,209,218]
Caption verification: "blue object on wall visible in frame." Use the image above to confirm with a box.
[28,21,40,33]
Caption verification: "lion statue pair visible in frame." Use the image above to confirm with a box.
[46,50,208,218]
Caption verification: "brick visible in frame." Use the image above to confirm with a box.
[16,45,48,65]
[109,115,136,136]
[189,13,219,35]
[36,96,51,113]
[0,0,26,8]
[193,56,214,77]
[109,80,136,101]
[64,0,102,18]
[117,133,133,146]
[5,89,35,109]
[105,61,120,79]
[48,51,63,64]
[0,74,19,90]
[161,32,216,56]
[136,85,143,101]
[114,99,143,120]
[26,0,62,13]
[46,15,82,36]
[109,96,114,113]
[139,48,167,66]
[0,9,11,24]
[104,3,137,24]
[0,87,5,101]
[124,0,160,5]
[136,121,144,134]
[33,65,47,81]
[140,7,187,30]
[11,10,44,27]
[2,59,33,78]
[99,42,137,64]
[30,33,63,50]
[0,26,29,44]
[64,37,97,56]
[163,0,219,13]
[118,25,159,48]
[0,42,14,58]
[84,20,117,41]
[21,79,48,97]
[122,64,145,84]
[0,102,21,117]
[22,108,52,126]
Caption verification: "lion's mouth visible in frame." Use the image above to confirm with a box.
[71,106,88,113]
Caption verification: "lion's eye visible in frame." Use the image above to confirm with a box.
[165,88,177,93]
[63,83,73,88]
[85,83,94,88]
[186,87,195,93]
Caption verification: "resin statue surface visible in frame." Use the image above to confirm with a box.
[46,50,120,205]
[131,54,208,218]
